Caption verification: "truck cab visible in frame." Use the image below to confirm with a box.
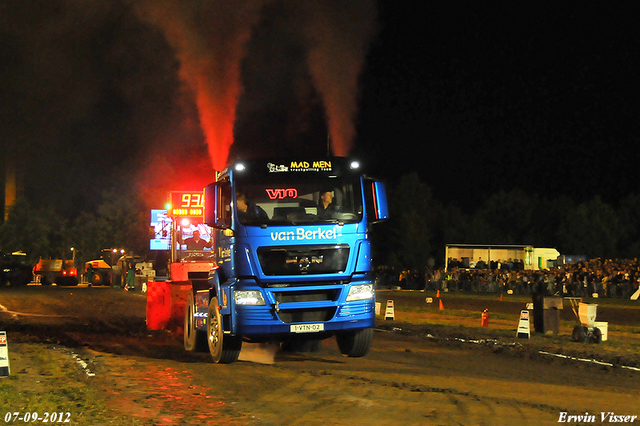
[184,158,387,363]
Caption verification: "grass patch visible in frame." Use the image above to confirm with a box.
[0,343,143,425]
[375,290,640,367]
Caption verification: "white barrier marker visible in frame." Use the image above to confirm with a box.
[516,310,530,339]
[0,331,10,376]
[384,300,395,321]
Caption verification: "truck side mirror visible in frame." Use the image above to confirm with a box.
[205,181,232,229]
[363,178,388,223]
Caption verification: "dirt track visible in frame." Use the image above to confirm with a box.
[1,286,639,425]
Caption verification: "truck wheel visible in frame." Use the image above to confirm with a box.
[207,297,242,363]
[184,290,207,352]
[336,327,373,357]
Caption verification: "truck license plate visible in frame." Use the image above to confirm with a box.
[290,323,324,333]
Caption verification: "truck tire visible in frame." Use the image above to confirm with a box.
[336,327,373,357]
[207,297,242,363]
[184,289,207,352]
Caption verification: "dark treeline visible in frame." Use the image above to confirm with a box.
[0,189,151,266]
[372,172,640,272]
[2,171,640,271]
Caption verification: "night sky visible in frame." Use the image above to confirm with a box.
[2,1,639,218]
[355,2,640,209]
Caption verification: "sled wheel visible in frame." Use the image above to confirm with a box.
[184,289,207,352]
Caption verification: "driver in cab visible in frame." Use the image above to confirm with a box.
[237,192,269,222]
[182,230,212,250]
[317,190,336,219]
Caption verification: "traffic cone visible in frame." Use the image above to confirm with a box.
[439,299,444,310]
[436,290,440,298]
[500,293,504,302]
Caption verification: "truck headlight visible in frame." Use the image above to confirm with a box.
[346,284,373,301]
[235,290,266,306]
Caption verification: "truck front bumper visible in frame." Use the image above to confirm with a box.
[236,297,375,337]
[228,277,376,337]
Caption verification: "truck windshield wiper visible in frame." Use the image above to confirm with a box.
[312,218,345,226]
[244,221,271,228]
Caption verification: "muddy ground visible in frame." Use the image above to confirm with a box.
[1,286,639,425]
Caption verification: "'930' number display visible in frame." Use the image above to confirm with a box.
[168,191,205,218]
[4,412,71,423]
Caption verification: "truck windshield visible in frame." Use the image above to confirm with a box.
[235,176,363,226]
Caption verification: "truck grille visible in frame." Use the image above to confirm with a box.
[270,288,341,323]
[274,289,340,303]
[257,245,349,275]
[277,308,337,323]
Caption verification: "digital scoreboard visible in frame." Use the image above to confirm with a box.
[167,191,204,219]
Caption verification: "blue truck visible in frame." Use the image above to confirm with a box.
[183,158,388,363]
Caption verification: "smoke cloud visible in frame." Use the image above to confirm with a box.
[1,0,378,218]
[138,0,377,168]
[297,1,378,156]
[137,1,266,171]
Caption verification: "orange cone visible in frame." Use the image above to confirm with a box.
[436,290,440,298]
[439,299,444,310]
[500,293,504,301]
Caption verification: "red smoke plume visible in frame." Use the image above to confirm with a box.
[138,1,263,171]
[299,1,378,156]
[139,0,376,166]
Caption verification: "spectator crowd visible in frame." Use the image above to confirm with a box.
[376,258,640,299]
